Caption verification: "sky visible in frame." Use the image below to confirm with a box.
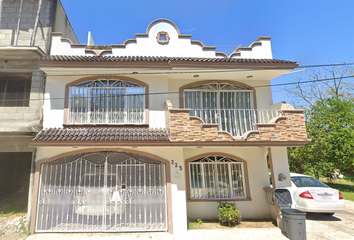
[60,0,354,105]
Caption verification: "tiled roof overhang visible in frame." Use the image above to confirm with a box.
[39,56,298,69]
[32,127,170,144]
[30,127,310,147]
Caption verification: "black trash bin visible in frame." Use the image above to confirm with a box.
[274,188,307,240]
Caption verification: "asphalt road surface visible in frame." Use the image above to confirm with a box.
[306,200,354,239]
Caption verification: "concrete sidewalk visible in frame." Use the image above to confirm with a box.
[27,228,287,240]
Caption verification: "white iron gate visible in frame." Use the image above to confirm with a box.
[36,152,167,232]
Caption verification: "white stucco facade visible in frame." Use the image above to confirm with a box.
[50,19,273,59]
[30,19,302,235]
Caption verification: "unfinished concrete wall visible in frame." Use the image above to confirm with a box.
[0,0,77,133]
[0,59,44,133]
[0,0,78,52]
[53,0,77,43]
[0,0,53,52]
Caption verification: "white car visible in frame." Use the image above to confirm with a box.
[289,173,345,216]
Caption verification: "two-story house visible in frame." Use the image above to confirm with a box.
[29,19,309,234]
[0,0,77,226]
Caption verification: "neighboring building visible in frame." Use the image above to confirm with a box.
[29,19,310,234]
[0,0,77,225]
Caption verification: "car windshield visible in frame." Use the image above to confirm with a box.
[291,176,329,188]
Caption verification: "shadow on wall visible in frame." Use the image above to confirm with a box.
[0,152,32,194]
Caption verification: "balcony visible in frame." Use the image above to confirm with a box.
[189,109,282,137]
[165,100,310,144]
[68,109,145,124]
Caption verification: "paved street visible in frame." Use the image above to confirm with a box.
[306,200,354,240]
[27,200,354,240]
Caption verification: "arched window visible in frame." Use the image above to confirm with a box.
[68,79,145,124]
[184,82,255,136]
[189,156,246,200]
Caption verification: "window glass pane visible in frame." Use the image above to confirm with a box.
[189,156,246,200]
[184,83,254,136]
[0,73,32,107]
[68,79,144,124]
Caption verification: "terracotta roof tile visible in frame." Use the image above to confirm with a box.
[33,127,170,142]
[40,55,297,64]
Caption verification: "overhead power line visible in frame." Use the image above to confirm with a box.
[1,74,354,103]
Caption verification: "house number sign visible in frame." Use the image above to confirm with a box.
[171,159,182,171]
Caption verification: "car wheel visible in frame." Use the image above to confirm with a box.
[322,212,334,217]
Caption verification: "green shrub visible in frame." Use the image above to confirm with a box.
[218,203,242,226]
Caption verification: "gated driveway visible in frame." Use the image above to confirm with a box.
[306,200,354,239]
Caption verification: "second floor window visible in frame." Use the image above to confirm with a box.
[68,79,145,124]
[184,82,255,136]
[0,73,31,107]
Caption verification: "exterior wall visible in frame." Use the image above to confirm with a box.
[165,101,309,143]
[49,19,272,59]
[32,18,305,233]
[269,147,292,188]
[0,135,33,152]
[183,147,271,220]
[0,0,52,51]
[0,0,77,133]
[0,152,32,193]
[247,110,308,142]
[52,0,78,44]
[42,75,274,129]
[0,60,44,133]
[232,38,273,59]
[0,0,77,52]
[32,146,274,233]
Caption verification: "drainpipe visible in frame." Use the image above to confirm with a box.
[26,148,37,231]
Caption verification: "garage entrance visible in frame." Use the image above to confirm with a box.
[36,151,167,232]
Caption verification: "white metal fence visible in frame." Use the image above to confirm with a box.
[189,109,282,137]
[36,152,167,232]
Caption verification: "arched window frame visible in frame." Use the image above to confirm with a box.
[185,154,250,201]
[64,77,148,125]
[181,81,257,137]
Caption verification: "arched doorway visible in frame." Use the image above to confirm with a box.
[36,151,167,232]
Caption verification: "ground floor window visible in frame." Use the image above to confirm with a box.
[189,156,246,200]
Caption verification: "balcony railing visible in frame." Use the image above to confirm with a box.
[68,109,145,124]
[189,109,282,137]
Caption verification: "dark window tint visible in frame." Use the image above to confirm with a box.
[0,73,32,107]
[291,176,329,188]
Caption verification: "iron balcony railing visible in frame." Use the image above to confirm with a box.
[68,110,145,124]
[188,108,282,137]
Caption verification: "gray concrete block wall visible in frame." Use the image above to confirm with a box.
[53,0,78,43]
[0,0,54,52]
[0,59,44,133]
[0,0,78,52]
[0,0,78,134]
